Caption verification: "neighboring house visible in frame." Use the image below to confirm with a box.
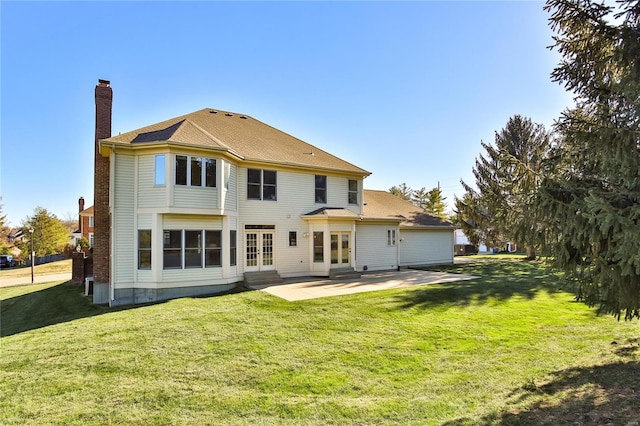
[72,197,95,248]
[92,80,453,306]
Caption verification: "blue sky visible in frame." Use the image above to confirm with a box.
[1,1,572,227]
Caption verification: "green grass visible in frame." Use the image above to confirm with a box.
[1,260,638,425]
[0,259,72,279]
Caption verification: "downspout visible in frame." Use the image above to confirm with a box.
[396,224,401,270]
[109,144,116,305]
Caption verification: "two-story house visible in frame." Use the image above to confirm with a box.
[92,80,453,306]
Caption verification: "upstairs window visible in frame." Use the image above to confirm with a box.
[247,169,277,200]
[155,154,166,185]
[175,155,216,187]
[315,175,327,203]
[348,179,358,205]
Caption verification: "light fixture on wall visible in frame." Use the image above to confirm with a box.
[303,232,309,238]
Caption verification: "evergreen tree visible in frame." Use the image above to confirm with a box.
[389,183,413,201]
[458,115,551,259]
[424,187,448,219]
[411,187,429,210]
[453,192,502,248]
[540,0,640,320]
[19,207,70,257]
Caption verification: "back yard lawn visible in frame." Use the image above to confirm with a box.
[1,260,638,425]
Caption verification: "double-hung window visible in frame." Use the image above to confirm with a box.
[247,169,277,200]
[204,230,222,267]
[229,230,237,267]
[348,179,358,205]
[185,230,203,268]
[175,155,216,187]
[138,230,152,270]
[163,230,183,269]
[313,232,324,262]
[315,175,327,203]
[387,229,397,246]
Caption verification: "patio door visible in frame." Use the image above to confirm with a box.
[245,229,275,272]
[330,232,351,268]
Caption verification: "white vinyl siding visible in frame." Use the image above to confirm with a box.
[114,154,136,283]
[399,229,454,266]
[355,224,398,272]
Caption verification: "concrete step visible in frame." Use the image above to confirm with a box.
[329,268,361,280]
[243,270,283,286]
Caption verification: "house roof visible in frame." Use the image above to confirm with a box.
[102,108,370,176]
[363,190,455,229]
[303,207,362,219]
[80,206,94,216]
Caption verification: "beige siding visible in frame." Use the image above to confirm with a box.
[236,168,365,276]
[113,154,136,284]
[174,186,218,209]
[137,214,152,229]
[223,162,238,211]
[137,155,166,207]
[355,224,398,271]
[399,229,454,266]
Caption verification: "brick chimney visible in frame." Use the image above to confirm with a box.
[94,79,112,288]
[78,197,85,234]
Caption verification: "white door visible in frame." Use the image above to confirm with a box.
[330,232,351,268]
[245,231,276,272]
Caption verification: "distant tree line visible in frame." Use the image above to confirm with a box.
[0,204,74,261]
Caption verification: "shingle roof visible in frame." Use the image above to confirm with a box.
[363,190,455,228]
[103,108,369,175]
[303,207,361,218]
[80,206,94,216]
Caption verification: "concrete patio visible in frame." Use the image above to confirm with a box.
[247,269,479,301]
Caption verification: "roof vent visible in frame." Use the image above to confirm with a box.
[210,110,218,114]
[240,115,247,119]
[225,113,233,117]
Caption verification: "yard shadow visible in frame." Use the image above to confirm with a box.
[396,260,567,310]
[444,339,640,425]
[1,282,113,337]
[0,281,248,337]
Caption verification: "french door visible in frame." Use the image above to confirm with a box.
[245,230,275,272]
[330,232,351,267]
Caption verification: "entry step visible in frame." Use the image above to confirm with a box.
[243,270,283,286]
[329,268,362,280]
